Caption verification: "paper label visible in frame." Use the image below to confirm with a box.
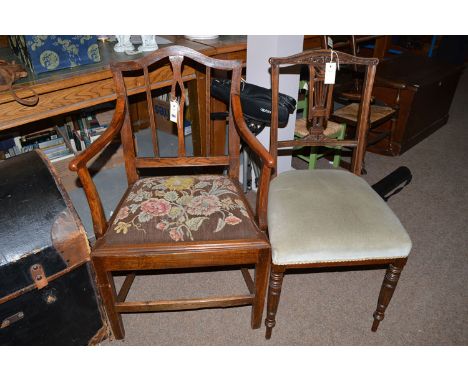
[324,62,336,84]
[170,99,179,123]
[327,36,333,48]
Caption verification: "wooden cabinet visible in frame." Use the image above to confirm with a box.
[369,54,464,156]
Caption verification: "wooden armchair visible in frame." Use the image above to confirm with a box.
[260,50,412,339]
[69,46,274,340]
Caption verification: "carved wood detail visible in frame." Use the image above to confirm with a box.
[372,261,405,331]
[269,49,379,66]
[265,267,285,340]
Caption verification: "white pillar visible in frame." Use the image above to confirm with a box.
[246,35,304,174]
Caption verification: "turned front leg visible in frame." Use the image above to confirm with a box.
[372,259,406,332]
[265,265,285,339]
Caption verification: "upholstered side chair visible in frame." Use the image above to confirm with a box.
[69,46,274,340]
[257,50,412,339]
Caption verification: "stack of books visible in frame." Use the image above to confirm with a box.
[0,106,114,163]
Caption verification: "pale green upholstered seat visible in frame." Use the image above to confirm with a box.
[267,169,412,265]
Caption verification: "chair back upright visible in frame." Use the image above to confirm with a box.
[109,45,244,185]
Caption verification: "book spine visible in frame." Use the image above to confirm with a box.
[77,115,91,148]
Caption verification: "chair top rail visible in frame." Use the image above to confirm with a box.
[269,49,379,67]
[111,45,243,73]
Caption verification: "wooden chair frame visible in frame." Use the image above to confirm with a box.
[261,50,408,339]
[69,46,275,340]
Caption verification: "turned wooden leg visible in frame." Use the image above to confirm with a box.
[251,250,270,329]
[265,265,285,339]
[93,259,125,340]
[372,259,407,332]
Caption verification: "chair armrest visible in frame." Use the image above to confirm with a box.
[231,94,274,169]
[69,98,126,171]
[68,98,126,239]
[232,93,274,231]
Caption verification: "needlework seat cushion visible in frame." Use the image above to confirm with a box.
[106,175,258,244]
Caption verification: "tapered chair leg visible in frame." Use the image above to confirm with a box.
[265,265,285,339]
[251,250,270,329]
[372,259,407,332]
[93,260,125,340]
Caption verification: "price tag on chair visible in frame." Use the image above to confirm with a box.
[324,63,336,84]
[170,99,179,123]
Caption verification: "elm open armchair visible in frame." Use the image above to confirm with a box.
[69,46,274,340]
[261,50,412,339]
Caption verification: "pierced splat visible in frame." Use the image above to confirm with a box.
[169,55,187,157]
[270,49,377,176]
[307,65,335,135]
[99,45,248,184]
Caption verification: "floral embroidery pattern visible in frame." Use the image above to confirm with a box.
[112,176,249,241]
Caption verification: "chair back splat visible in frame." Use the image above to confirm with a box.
[109,46,244,186]
[269,49,378,176]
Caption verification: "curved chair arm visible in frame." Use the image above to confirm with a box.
[69,98,126,171]
[68,98,126,239]
[231,94,274,169]
[231,93,274,231]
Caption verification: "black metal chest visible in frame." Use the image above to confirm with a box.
[0,150,106,345]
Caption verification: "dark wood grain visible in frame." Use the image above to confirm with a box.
[265,265,285,339]
[115,295,254,313]
[116,273,136,303]
[372,258,407,331]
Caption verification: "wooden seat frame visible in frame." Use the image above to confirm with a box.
[69,46,275,340]
[261,50,409,339]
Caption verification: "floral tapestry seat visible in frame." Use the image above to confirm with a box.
[105,175,261,244]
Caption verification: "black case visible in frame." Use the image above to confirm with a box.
[0,150,106,345]
[211,78,296,127]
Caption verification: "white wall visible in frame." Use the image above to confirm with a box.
[246,35,304,174]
